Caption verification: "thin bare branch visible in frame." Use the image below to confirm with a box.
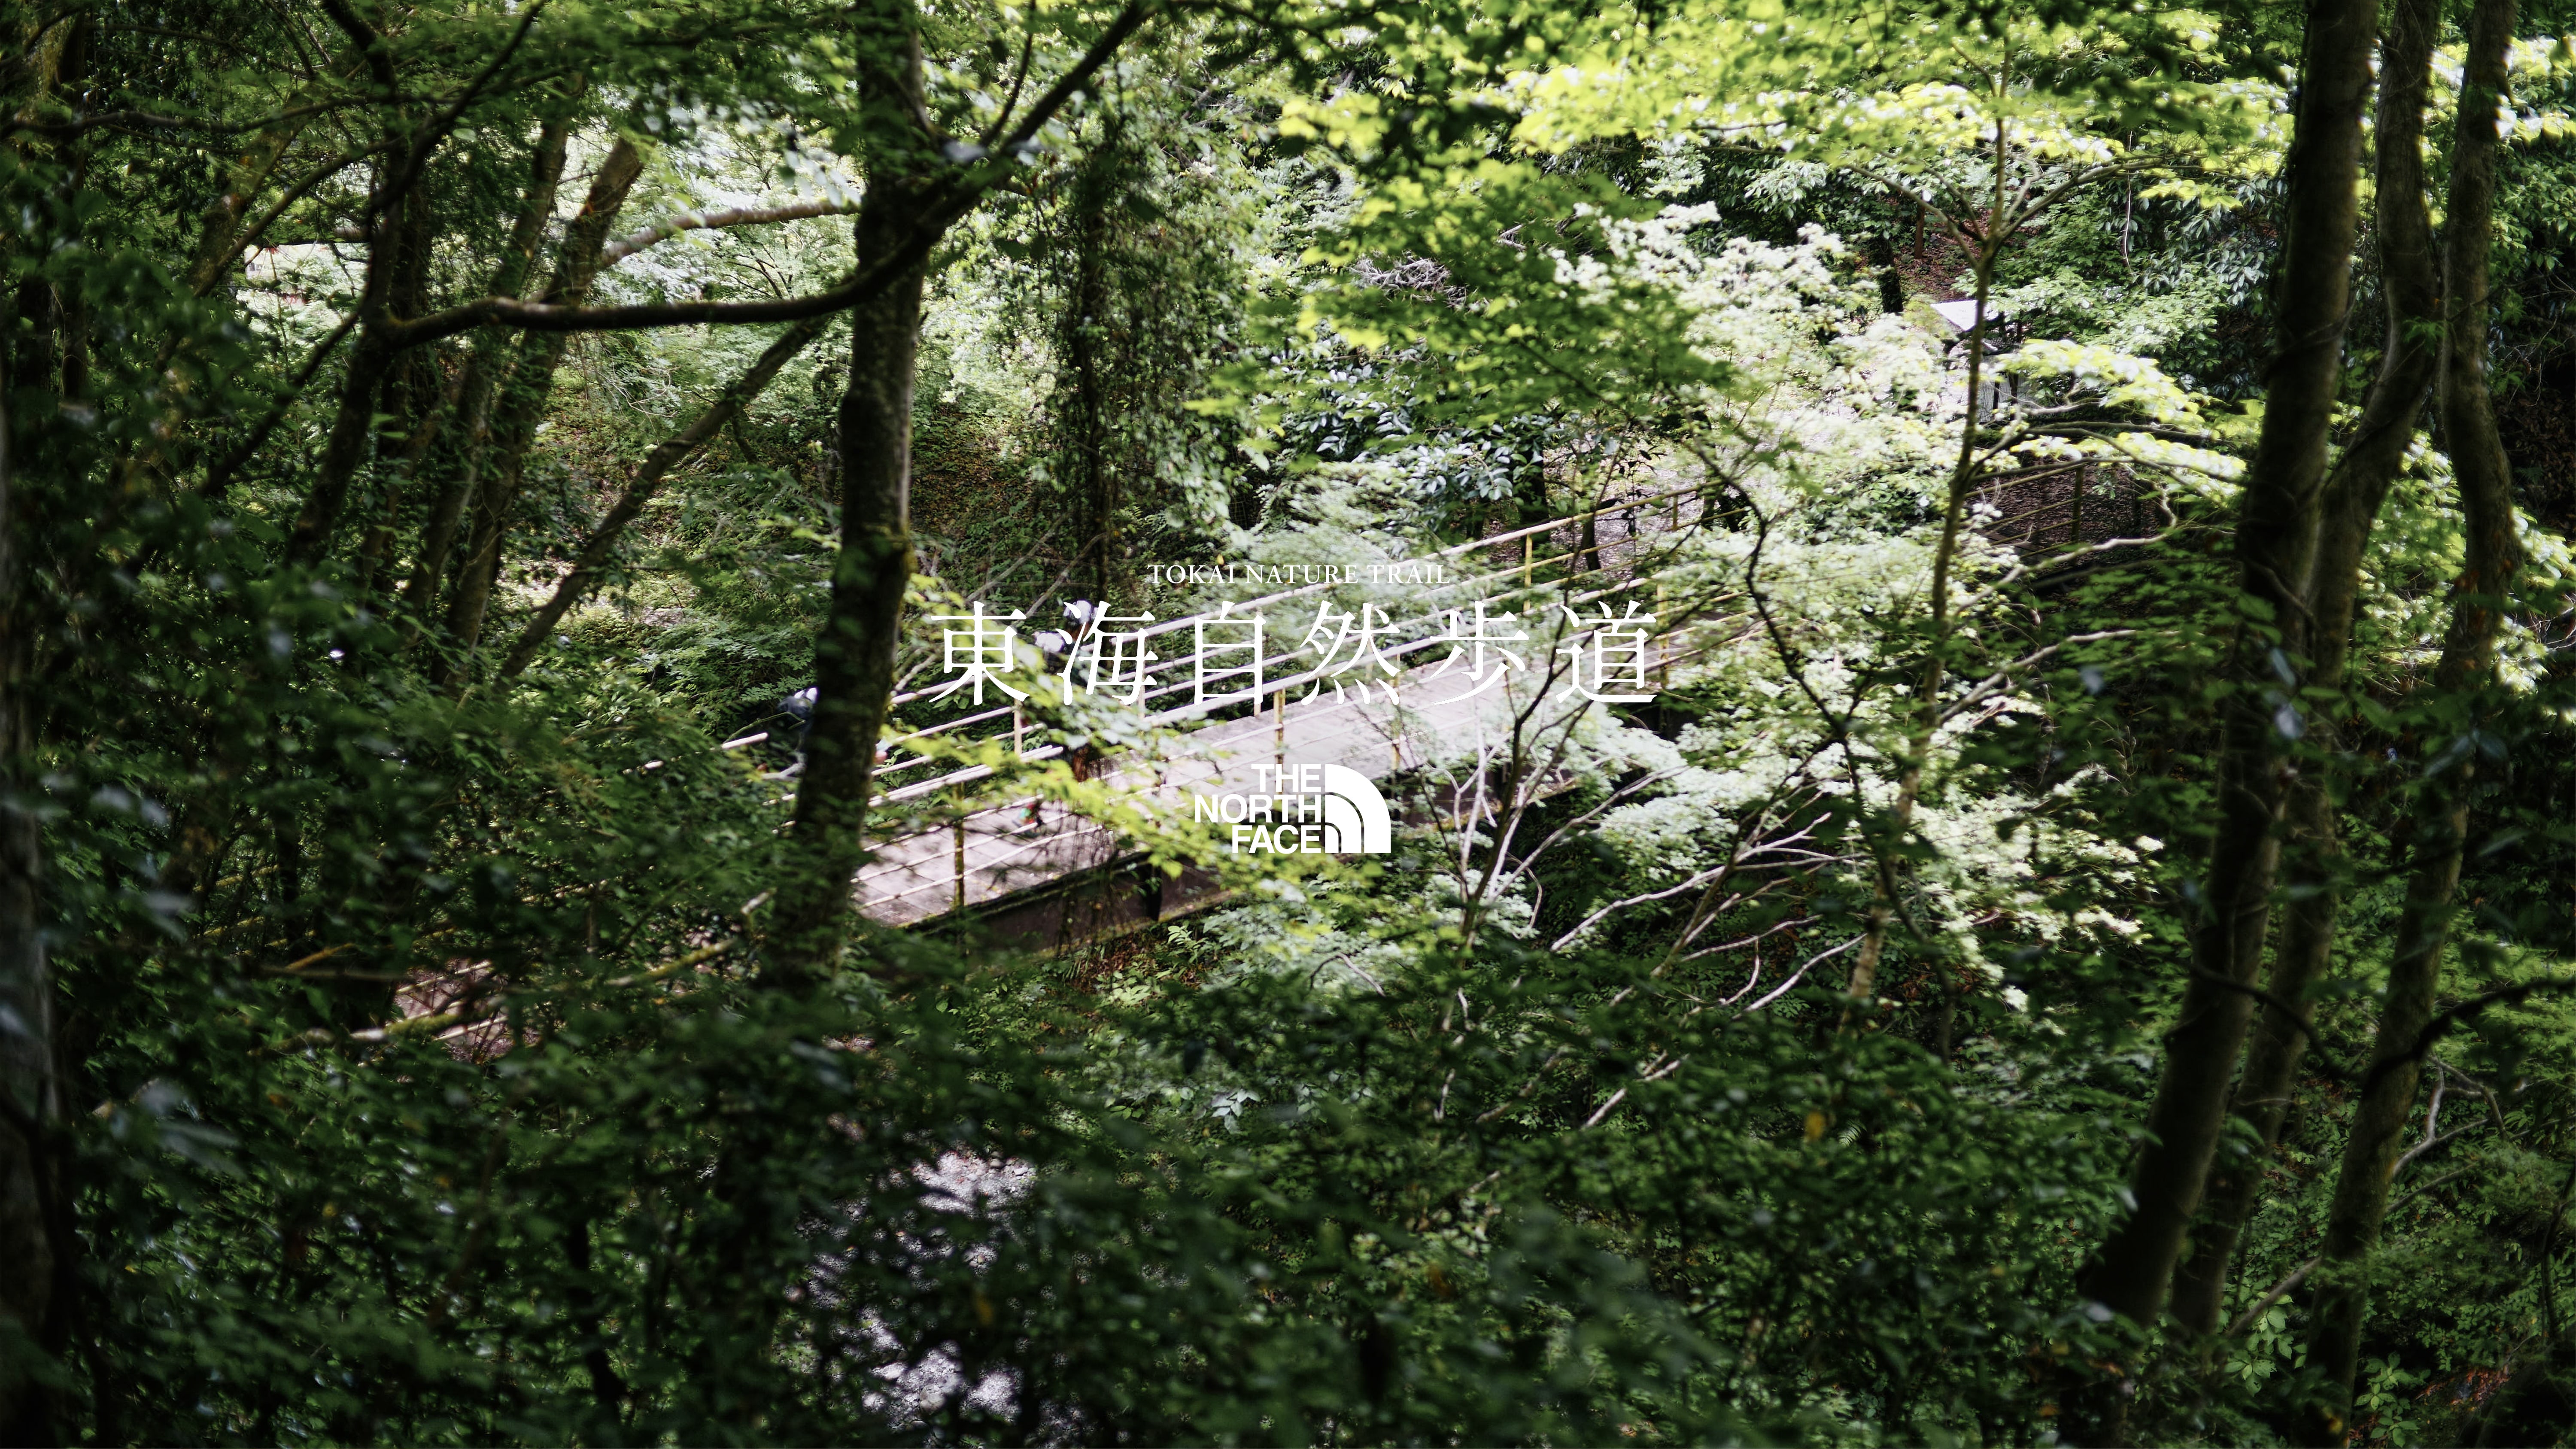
[600,199,863,262]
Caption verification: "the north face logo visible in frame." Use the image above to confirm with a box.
[1189,762,1393,855]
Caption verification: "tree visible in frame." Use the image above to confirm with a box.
[2303,0,2525,1431]
[2072,0,2380,1360]
[2166,0,2448,1340]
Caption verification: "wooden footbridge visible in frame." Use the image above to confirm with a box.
[820,490,1698,947]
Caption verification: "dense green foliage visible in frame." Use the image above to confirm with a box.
[10,0,2576,1443]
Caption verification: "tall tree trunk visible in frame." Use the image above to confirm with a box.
[3,31,79,1429]
[400,114,573,629]
[501,313,834,678]
[2168,0,2445,1335]
[2075,0,2378,1357]
[0,21,67,1394]
[285,329,398,566]
[768,191,929,978]
[2304,0,2521,1430]
[436,138,644,685]
[0,282,63,1449]
[286,4,413,568]
[767,22,935,978]
[352,185,440,598]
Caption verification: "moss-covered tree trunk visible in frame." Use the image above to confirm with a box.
[2,27,81,1430]
[436,137,644,686]
[2167,0,2445,1336]
[768,26,934,978]
[398,113,572,629]
[2075,0,2378,1370]
[2303,0,2522,1431]
[0,345,61,1446]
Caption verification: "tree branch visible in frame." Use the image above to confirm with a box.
[376,0,1156,348]
[373,0,549,215]
[979,19,1038,148]
[600,198,863,263]
[220,143,382,279]
[203,312,360,502]
[0,97,370,139]
[2362,976,2576,1095]
[2226,1256,2318,1337]
[1937,629,2136,725]
[499,309,834,676]
[314,0,395,95]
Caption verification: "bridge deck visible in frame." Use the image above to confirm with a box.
[842,483,1693,935]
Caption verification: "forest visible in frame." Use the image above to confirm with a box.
[10,0,2576,1442]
